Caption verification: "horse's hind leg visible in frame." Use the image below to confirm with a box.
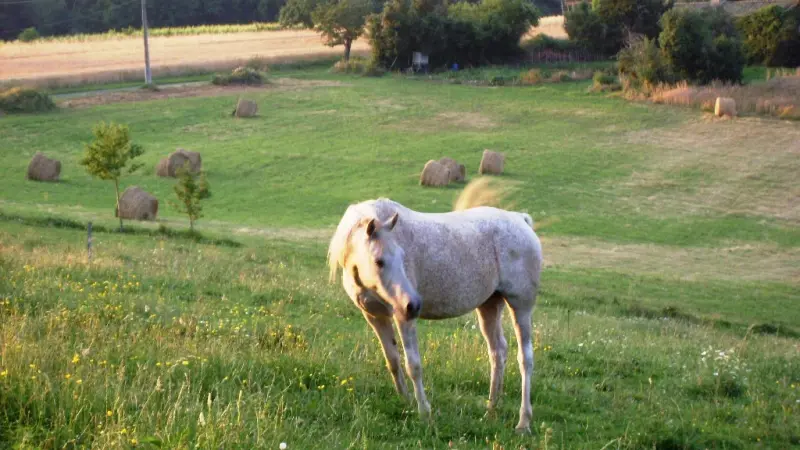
[362,311,409,399]
[476,294,507,411]
[505,294,536,433]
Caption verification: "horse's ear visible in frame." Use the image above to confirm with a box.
[385,212,399,231]
[365,218,378,238]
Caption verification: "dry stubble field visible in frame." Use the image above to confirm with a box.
[0,29,370,88]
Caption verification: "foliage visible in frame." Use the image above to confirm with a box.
[17,27,40,42]
[170,163,211,232]
[0,88,55,114]
[368,0,539,70]
[311,0,372,61]
[1,0,288,41]
[564,1,620,56]
[617,36,673,93]
[594,0,674,40]
[331,57,385,76]
[79,122,144,231]
[522,34,582,54]
[565,0,673,56]
[590,70,620,92]
[279,0,324,27]
[737,5,800,67]
[659,8,744,84]
[211,67,266,86]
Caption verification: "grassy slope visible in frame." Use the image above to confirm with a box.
[0,67,798,448]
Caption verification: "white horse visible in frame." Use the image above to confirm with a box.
[327,178,543,432]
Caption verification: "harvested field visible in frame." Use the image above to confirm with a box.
[0,30,369,88]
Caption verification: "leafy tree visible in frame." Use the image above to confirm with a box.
[170,162,211,232]
[279,0,324,27]
[737,5,800,67]
[79,122,144,231]
[311,0,371,61]
[659,8,744,84]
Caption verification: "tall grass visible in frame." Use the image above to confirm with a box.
[650,72,800,119]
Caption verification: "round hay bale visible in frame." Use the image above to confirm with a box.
[438,157,466,183]
[420,160,451,187]
[115,186,159,221]
[155,151,191,178]
[478,150,504,175]
[234,98,258,118]
[176,148,202,172]
[714,97,736,118]
[27,152,61,182]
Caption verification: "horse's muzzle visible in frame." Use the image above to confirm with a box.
[405,296,422,320]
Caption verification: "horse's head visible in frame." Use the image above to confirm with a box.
[345,212,422,321]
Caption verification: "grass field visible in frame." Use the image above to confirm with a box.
[0,29,369,89]
[0,67,798,449]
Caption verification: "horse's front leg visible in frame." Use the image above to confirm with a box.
[396,318,431,418]
[361,311,409,399]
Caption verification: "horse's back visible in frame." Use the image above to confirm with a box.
[402,206,541,318]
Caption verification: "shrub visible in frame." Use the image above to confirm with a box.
[617,36,672,93]
[737,5,800,67]
[564,2,620,56]
[595,0,674,40]
[79,121,144,232]
[331,57,385,76]
[211,66,266,86]
[659,8,744,84]
[590,70,621,92]
[18,27,40,42]
[0,87,56,114]
[245,56,271,71]
[368,0,539,70]
[565,0,673,56]
[170,162,211,233]
[523,34,581,53]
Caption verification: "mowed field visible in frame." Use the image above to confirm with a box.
[1,67,799,448]
[0,29,370,87]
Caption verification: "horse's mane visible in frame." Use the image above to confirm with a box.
[327,198,400,283]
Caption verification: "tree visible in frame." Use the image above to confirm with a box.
[311,0,371,61]
[79,121,143,231]
[279,0,323,28]
[170,162,210,232]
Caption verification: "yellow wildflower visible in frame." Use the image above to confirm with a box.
[76,379,83,385]
[65,374,71,380]
[0,370,7,377]
[107,410,113,417]
[182,360,189,366]
[72,354,80,364]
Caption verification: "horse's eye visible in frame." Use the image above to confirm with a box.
[376,259,385,269]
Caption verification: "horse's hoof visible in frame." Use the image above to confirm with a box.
[515,425,531,435]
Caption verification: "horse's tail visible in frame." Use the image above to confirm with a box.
[453,177,517,212]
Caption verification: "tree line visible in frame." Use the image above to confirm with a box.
[0,0,288,41]
[0,0,562,42]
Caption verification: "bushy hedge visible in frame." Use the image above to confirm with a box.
[659,8,744,84]
[211,67,266,86]
[565,0,673,56]
[618,7,744,92]
[0,87,56,114]
[367,0,539,70]
[737,5,800,67]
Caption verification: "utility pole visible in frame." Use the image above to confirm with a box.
[142,0,152,85]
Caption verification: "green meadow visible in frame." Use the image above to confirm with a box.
[1,66,798,449]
